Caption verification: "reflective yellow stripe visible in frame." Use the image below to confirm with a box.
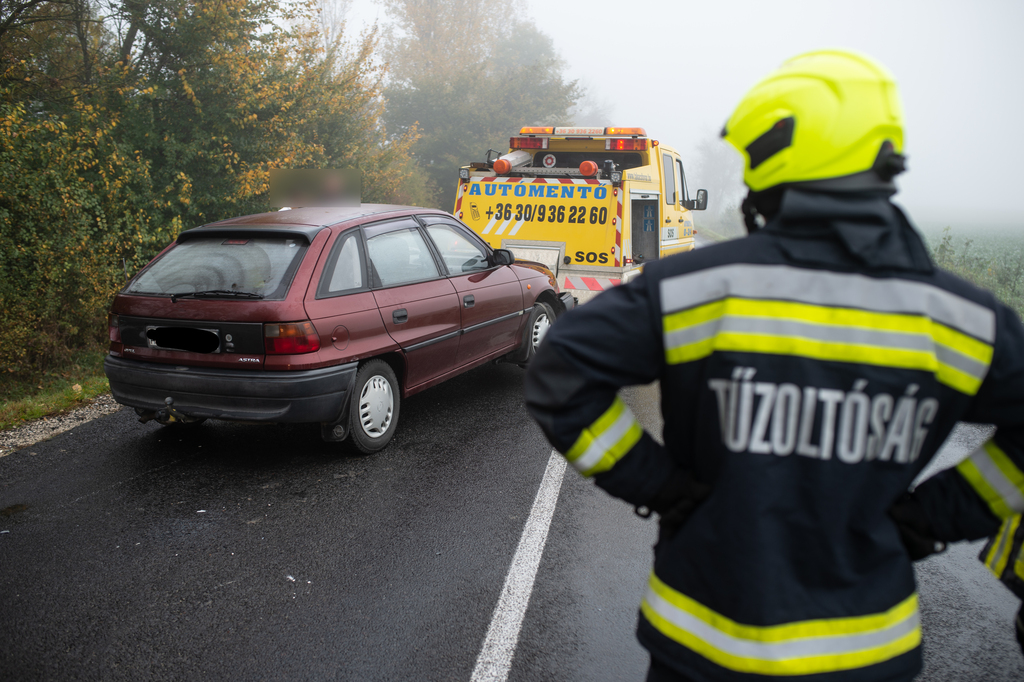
[659,263,996,342]
[564,397,642,477]
[1015,547,1024,582]
[641,572,920,675]
[956,441,1024,519]
[984,516,1021,578]
[663,298,992,395]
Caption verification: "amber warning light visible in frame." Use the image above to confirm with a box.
[605,127,647,137]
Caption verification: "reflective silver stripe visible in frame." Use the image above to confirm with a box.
[571,405,638,474]
[934,345,990,380]
[643,586,921,661]
[970,445,1024,514]
[663,316,989,381]
[659,264,996,342]
[987,518,1017,574]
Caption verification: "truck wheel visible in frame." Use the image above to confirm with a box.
[348,359,401,454]
[520,302,555,365]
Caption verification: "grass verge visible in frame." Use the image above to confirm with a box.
[0,346,110,431]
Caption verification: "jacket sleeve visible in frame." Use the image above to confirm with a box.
[979,514,1024,599]
[524,273,678,507]
[913,302,1024,541]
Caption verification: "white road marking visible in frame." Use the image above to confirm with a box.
[470,450,566,682]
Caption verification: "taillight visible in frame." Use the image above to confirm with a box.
[605,138,648,151]
[264,321,321,354]
[108,313,121,343]
[509,136,548,150]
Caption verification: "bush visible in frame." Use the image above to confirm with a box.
[0,92,171,372]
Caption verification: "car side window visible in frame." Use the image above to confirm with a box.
[425,223,490,274]
[365,227,439,287]
[318,231,365,297]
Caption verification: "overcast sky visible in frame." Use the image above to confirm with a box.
[346,0,1024,230]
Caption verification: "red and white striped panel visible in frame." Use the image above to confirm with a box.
[562,275,622,292]
[475,177,602,185]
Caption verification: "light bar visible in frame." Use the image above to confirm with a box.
[519,127,554,135]
[554,126,604,136]
[605,127,647,137]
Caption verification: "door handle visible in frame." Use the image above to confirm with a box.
[463,294,475,308]
[665,218,672,223]
[393,309,408,324]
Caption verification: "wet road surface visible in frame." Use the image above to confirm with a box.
[1,364,1021,681]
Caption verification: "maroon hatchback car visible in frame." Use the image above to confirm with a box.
[104,205,573,452]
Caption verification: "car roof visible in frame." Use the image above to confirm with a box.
[177,204,452,243]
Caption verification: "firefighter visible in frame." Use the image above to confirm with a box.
[524,49,1024,682]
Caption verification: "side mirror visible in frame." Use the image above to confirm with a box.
[694,189,708,211]
[683,189,709,211]
[492,248,515,266]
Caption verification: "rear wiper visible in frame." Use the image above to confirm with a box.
[170,290,264,302]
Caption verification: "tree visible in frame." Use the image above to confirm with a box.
[378,0,582,209]
[0,0,418,373]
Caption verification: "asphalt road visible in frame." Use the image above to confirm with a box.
[1,234,1021,680]
[1,366,1022,681]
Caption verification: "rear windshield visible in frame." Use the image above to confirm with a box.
[127,237,308,300]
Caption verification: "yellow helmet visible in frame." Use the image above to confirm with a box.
[722,49,905,193]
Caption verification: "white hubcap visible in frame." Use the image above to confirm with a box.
[532,311,551,349]
[359,375,393,438]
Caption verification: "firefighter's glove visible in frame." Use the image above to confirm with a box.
[637,468,710,542]
[889,492,947,561]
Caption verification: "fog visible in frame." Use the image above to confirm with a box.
[345,0,1024,233]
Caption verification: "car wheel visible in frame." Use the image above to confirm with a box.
[348,359,401,454]
[521,301,555,365]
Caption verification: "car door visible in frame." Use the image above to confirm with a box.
[364,219,461,389]
[419,216,525,367]
[660,151,685,252]
[304,227,395,369]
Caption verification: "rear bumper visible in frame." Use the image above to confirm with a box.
[103,355,358,423]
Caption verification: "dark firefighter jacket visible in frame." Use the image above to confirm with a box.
[525,189,1024,682]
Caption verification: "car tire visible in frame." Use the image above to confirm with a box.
[348,359,401,454]
[521,301,555,365]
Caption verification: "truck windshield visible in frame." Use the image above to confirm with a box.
[126,236,308,300]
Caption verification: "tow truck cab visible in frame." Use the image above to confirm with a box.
[454,126,708,303]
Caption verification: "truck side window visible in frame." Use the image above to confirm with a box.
[673,156,684,205]
[676,159,690,203]
[663,153,676,205]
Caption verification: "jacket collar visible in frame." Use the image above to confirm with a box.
[763,190,934,273]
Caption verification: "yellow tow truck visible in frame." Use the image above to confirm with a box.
[454,126,708,302]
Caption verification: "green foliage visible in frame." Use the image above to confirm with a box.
[927,226,1024,318]
[0,0,418,379]
[0,89,169,372]
[379,0,581,209]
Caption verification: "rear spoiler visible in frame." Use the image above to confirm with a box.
[176,225,326,244]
